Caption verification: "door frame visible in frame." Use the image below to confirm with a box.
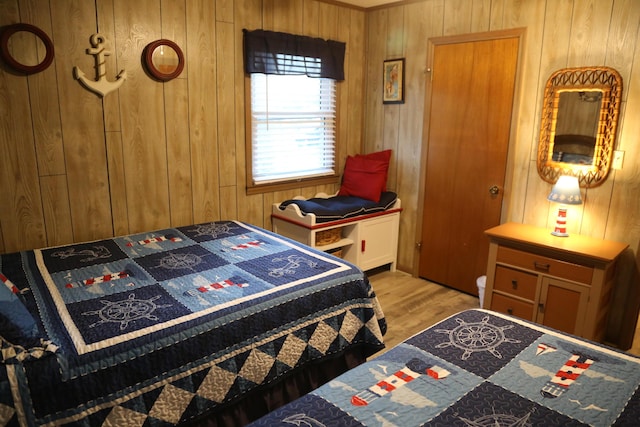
[413,27,527,277]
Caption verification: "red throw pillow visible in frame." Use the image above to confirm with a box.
[338,155,388,202]
[354,149,391,191]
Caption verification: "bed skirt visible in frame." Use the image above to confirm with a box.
[186,346,369,426]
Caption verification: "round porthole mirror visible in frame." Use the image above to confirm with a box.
[0,23,54,74]
[143,39,184,81]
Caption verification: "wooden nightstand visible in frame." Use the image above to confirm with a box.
[484,222,628,343]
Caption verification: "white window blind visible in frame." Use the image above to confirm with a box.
[250,72,336,184]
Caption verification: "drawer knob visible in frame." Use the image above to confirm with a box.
[507,308,513,315]
[511,280,518,289]
[533,261,551,271]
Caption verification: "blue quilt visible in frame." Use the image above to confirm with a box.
[249,309,640,427]
[0,221,386,426]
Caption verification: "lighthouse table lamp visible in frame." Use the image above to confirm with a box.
[547,175,582,237]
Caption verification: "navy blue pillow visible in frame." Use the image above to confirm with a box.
[0,274,40,346]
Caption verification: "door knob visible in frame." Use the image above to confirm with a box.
[489,185,500,195]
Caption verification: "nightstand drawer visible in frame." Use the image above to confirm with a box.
[494,265,537,300]
[496,246,593,283]
[491,293,534,320]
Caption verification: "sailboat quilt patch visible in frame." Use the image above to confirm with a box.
[249,309,640,427]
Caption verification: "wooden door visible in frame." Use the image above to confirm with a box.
[419,34,520,294]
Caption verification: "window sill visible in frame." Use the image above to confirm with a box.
[246,175,340,195]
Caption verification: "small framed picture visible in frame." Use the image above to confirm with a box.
[382,58,405,104]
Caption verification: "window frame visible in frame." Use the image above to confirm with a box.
[244,75,341,195]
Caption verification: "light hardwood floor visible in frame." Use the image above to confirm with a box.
[367,269,478,356]
[367,269,640,357]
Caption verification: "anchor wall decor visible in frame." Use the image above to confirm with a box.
[74,33,126,97]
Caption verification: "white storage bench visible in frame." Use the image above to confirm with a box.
[271,192,401,272]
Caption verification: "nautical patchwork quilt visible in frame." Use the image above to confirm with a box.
[0,221,386,426]
[249,309,640,427]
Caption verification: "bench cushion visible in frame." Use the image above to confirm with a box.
[279,192,397,223]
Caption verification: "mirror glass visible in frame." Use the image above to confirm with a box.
[537,67,622,188]
[143,39,184,81]
[0,23,54,74]
[152,44,179,74]
[551,90,603,166]
[8,30,46,66]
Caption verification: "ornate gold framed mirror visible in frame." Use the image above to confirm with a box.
[537,66,622,188]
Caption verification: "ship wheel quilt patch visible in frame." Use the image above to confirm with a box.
[405,310,542,378]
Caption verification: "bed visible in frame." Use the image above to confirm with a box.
[0,220,386,426]
[248,308,640,426]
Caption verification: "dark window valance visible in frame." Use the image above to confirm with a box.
[243,29,345,81]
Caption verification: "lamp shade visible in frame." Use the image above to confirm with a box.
[547,175,582,205]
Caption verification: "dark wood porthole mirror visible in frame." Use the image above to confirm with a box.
[143,39,184,81]
[0,23,54,74]
[537,66,622,188]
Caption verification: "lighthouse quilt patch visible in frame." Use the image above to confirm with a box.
[249,309,640,427]
[0,221,386,426]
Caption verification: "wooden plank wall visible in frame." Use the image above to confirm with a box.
[2,0,639,344]
[0,0,365,253]
[364,0,640,346]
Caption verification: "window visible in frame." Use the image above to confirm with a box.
[249,71,337,186]
[242,29,345,192]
